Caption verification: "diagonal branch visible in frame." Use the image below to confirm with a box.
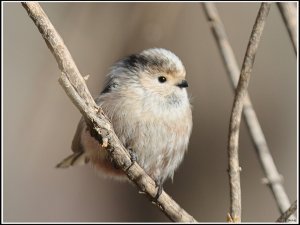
[202,2,295,220]
[21,2,196,222]
[225,3,271,222]
[277,2,297,55]
[276,200,297,222]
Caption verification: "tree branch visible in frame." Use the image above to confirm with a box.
[225,3,271,222]
[276,200,297,222]
[21,2,196,222]
[202,2,295,220]
[277,2,297,55]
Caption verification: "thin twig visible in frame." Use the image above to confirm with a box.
[21,2,196,222]
[277,2,297,55]
[202,2,295,220]
[276,200,297,222]
[226,3,271,222]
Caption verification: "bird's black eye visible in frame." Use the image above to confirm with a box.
[158,76,167,83]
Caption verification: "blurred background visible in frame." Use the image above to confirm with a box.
[3,2,297,222]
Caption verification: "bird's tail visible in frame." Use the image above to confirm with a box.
[56,152,90,168]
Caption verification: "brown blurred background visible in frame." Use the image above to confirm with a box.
[3,2,297,222]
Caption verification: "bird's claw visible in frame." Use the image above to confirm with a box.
[154,179,163,201]
[128,148,137,166]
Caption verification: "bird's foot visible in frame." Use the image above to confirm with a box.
[154,179,163,201]
[127,148,137,166]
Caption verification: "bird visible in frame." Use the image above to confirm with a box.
[56,48,193,199]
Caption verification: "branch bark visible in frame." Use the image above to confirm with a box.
[21,2,196,222]
[202,2,295,220]
[277,2,297,55]
[225,3,271,222]
[276,200,297,222]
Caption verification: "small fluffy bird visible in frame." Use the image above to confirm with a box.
[57,48,192,197]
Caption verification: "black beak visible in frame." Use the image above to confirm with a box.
[177,80,189,88]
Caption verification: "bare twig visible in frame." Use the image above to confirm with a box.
[21,2,196,222]
[226,3,271,222]
[202,2,295,219]
[277,2,297,55]
[276,200,297,222]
